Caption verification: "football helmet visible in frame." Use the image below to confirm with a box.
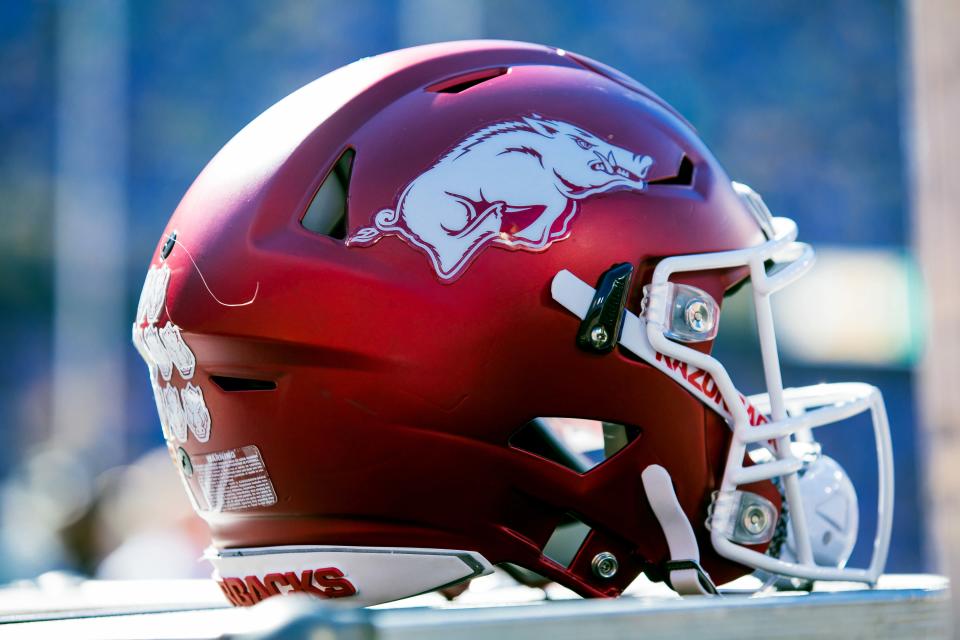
[133,40,893,606]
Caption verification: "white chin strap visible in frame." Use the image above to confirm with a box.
[778,454,859,568]
[641,465,717,595]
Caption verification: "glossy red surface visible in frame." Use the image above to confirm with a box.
[146,40,778,599]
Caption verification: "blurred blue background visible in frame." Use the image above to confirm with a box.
[0,0,921,581]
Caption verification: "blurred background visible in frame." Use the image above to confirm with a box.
[0,0,953,603]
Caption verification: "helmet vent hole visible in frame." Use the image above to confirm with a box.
[543,514,592,568]
[210,375,277,392]
[427,67,508,94]
[510,417,640,473]
[648,155,694,187]
[301,147,354,240]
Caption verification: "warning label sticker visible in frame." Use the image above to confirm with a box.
[186,445,277,512]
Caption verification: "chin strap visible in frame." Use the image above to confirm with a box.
[641,465,718,596]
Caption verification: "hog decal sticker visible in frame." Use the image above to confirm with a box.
[347,115,654,281]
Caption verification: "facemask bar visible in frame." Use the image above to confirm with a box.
[644,215,894,584]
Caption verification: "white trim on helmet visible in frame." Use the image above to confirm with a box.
[207,545,493,607]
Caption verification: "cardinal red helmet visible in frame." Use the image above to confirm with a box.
[133,40,893,606]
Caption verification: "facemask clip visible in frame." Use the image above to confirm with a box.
[641,282,720,343]
[576,263,634,354]
[706,489,779,545]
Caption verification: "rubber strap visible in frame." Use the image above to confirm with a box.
[642,464,717,596]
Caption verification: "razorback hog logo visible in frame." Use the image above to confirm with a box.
[218,568,357,606]
[347,115,654,281]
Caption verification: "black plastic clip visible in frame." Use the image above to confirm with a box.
[576,262,634,354]
[160,230,177,260]
[663,559,719,595]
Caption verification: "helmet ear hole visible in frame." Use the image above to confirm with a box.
[301,148,355,239]
[542,514,592,567]
[509,417,641,473]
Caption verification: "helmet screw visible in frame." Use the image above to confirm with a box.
[591,551,619,579]
[177,447,193,477]
[684,299,714,334]
[742,504,769,535]
[589,326,609,349]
